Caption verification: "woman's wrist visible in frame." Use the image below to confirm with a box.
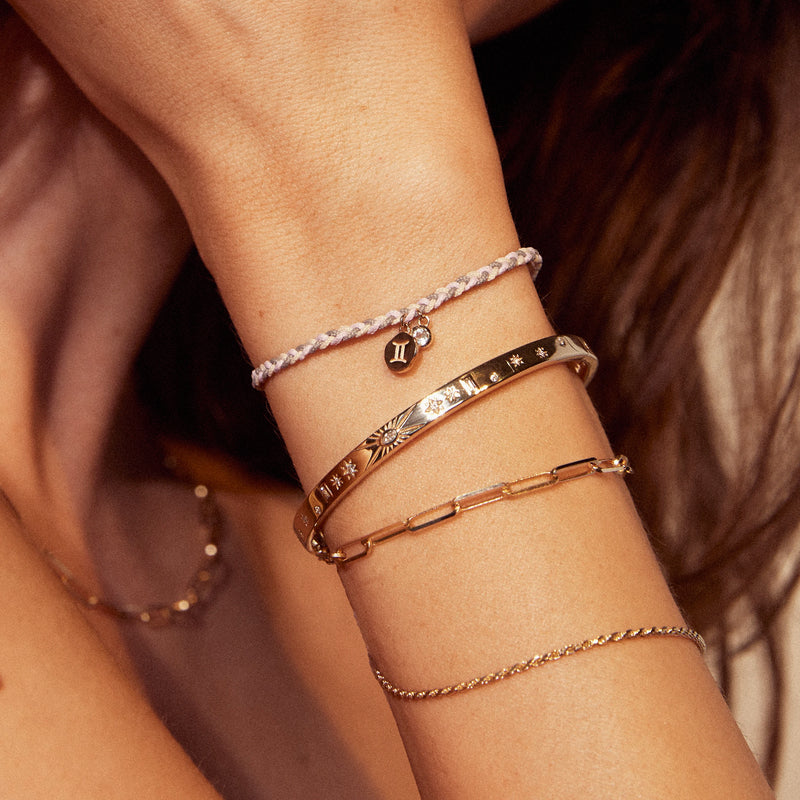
[157,22,515,353]
[11,0,521,364]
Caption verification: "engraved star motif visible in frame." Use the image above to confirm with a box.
[424,396,445,416]
[508,354,524,369]
[330,473,343,490]
[443,385,462,403]
[535,346,548,360]
[300,514,309,527]
[342,460,358,479]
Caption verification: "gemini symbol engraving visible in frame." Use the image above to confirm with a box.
[391,341,409,363]
[384,331,418,373]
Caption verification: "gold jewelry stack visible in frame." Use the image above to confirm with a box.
[248,247,708,699]
[294,334,597,560]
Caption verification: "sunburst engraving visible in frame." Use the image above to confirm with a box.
[361,408,427,468]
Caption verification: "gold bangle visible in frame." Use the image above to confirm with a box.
[372,626,706,700]
[325,455,631,565]
[294,334,598,559]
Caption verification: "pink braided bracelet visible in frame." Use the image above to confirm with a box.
[251,247,542,389]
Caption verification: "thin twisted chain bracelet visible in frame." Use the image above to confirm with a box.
[294,334,597,560]
[325,455,631,565]
[251,247,542,387]
[372,626,706,700]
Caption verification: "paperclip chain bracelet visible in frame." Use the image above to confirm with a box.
[324,455,631,565]
[372,626,706,700]
[294,335,598,560]
[251,247,542,387]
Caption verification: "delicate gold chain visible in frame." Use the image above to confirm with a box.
[327,455,631,565]
[373,626,706,700]
[45,483,223,626]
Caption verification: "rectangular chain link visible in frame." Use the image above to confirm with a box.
[328,455,630,564]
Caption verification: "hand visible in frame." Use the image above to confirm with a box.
[9,2,473,177]
[7,0,551,159]
[8,0,520,360]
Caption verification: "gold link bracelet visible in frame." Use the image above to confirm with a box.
[325,455,631,565]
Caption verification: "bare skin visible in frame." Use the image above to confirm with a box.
[0,2,775,798]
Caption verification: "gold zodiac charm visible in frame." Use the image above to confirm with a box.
[384,316,432,373]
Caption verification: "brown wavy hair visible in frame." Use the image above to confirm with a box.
[475,0,800,781]
[134,0,800,783]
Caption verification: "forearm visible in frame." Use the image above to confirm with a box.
[177,11,768,797]
[10,0,773,795]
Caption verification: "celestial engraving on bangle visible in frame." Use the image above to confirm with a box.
[342,460,358,479]
[443,385,462,403]
[365,410,427,467]
[330,473,344,490]
[459,375,481,396]
[424,397,444,416]
[508,354,524,368]
[535,346,548,359]
[379,428,399,446]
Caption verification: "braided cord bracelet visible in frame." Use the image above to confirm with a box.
[372,626,706,700]
[251,247,542,387]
